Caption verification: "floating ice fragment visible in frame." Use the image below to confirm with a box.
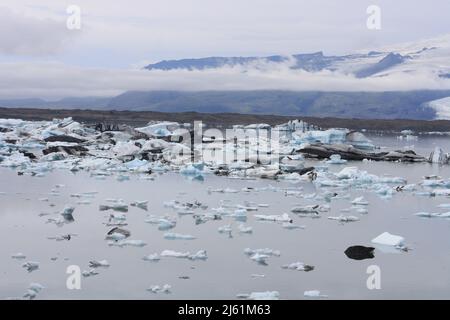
[238,224,253,234]
[23,283,45,300]
[108,239,147,247]
[244,248,280,257]
[291,204,329,214]
[147,284,171,294]
[304,290,328,298]
[249,253,270,265]
[218,225,232,234]
[22,261,39,272]
[89,260,110,268]
[237,291,280,300]
[161,250,190,258]
[371,232,405,248]
[100,202,128,212]
[12,253,26,260]
[82,269,99,277]
[164,233,196,240]
[351,196,369,206]
[188,250,208,260]
[160,249,207,260]
[142,253,160,262]
[254,213,292,223]
[355,208,368,214]
[105,227,131,240]
[326,154,347,164]
[328,215,359,222]
[281,262,314,271]
[130,200,148,211]
[414,211,450,218]
[429,146,450,164]
[282,222,305,230]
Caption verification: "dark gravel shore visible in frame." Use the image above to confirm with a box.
[1,107,450,132]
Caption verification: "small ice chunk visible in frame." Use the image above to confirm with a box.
[22,261,39,272]
[371,232,404,247]
[328,215,360,222]
[188,250,208,260]
[254,213,292,223]
[82,269,99,277]
[282,222,305,230]
[160,249,207,260]
[142,253,161,262]
[12,253,26,260]
[23,283,45,300]
[304,290,328,298]
[326,154,347,164]
[147,284,171,294]
[355,208,368,214]
[218,225,232,234]
[161,250,190,258]
[238,224,253,234]
[130,200,148,211]
[250,253,270,265]
[88,260,110,268]
[62,206,75,215]
[163,233,196,240]
[109,239,147,247]
[291,205,320,213]
[237,291,280,300]
[244,248,280,257]
[351,196,369,206]
[281,262,314,272]
[100,202,128,212]
[105,227,131,240]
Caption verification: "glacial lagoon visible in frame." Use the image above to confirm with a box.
[2,131,450,299]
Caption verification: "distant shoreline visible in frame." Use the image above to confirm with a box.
[1,107,450,133]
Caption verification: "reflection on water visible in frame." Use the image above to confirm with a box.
[1,135,450,299]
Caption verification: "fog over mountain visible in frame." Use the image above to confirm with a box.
[2,34,450,120]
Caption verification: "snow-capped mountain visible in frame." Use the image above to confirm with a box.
[142,34,450,119]
[145,34,450,80]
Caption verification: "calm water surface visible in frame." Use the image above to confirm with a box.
[1,134,450,299]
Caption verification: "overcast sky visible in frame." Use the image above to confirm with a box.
[0,1,449,98]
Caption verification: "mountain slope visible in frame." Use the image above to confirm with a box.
[144,34,450,80]
[106,90,450,120]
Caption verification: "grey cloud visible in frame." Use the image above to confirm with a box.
[0,7,75,56]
